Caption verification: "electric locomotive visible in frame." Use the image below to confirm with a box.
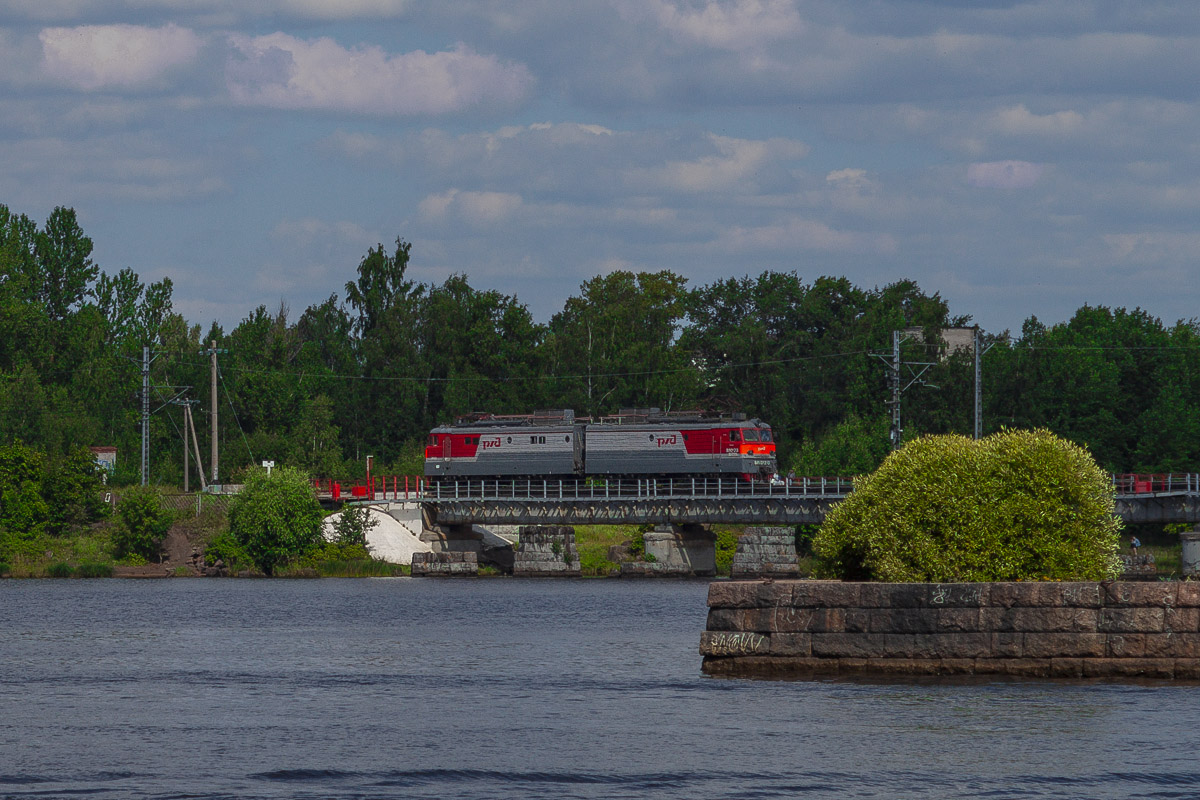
[424,408,778,483]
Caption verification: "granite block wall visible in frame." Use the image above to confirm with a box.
[701,580,1200,679]
[513,525,582,577]
[411,551,478,576]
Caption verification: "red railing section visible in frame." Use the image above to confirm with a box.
[312,476,425,502]
[1111,473,1200,494]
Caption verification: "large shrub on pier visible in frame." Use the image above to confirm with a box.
[228,466,323,575]
[812,429,1121,582]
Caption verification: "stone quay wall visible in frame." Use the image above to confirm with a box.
[411,551,478,576]
[701,580,1200,679]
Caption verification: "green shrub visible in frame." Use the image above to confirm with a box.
[229,466,323,575]
[75,562,113,578]
[0,561,10,576]
[813,429,1122,582]
[314,559,406,577]
[46,562,74,578]
[113,486,174,562]
[204,531,252,570]
[714,529,739,575]
[329,505,377,547]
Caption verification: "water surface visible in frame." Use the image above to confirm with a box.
[2,578,1197,799]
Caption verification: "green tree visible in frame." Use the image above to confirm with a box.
[0,442,51,556]
[113,485,173,562]
[790,414,892,476]
[547,270,700,416]
[228,465,323,575]
[813,429,1121,582]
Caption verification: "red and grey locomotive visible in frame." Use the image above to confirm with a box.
[424,408,778,483]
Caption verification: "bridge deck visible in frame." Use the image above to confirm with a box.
[320,474,1200,526]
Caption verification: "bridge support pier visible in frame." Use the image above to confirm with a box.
[620,524,715,577]
[730,526,800,579]
[513,525,581,577]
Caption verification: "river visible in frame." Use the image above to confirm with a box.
[2,578,1199,799]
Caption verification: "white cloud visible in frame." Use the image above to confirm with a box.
[1103,232,1200,263]
[225,33,533,114]
[637,0,804,51]
[633,134,808,193]
[272,218,376,250]
[717,217,897,254]
[40,23,203,90]
[992,104,1085,136]
[419,189,523,225]
[967,160,1046,189]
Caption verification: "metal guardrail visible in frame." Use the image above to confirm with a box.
[1112,473,1200,495]
[317,473,1200,504]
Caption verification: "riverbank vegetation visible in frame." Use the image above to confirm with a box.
[3,201,1198,571]
[814,430,1122,582]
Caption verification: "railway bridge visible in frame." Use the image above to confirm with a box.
[332,474,1200,527]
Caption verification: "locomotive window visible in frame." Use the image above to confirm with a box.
[428,435,436,446]
[531,436,536,444]
[761,430,773,442]
[649,434,655,441]
[507,437,512,443]
[729,430,741,442]
[743,430,760,442]
[565,435,570,442]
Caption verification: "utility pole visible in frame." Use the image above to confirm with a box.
[210,340,218,484]
[891,330,901,449]
[200,341,228,485]
[871,330,937,451]
[185,403,207,491]
[183,402,189,493]
[141,346,150,486]
[973,326,997,440]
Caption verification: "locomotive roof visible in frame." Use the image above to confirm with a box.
[432,413,770,432]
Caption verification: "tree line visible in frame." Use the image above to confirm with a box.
[3,202,1200,495]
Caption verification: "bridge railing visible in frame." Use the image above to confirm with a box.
[417,476,855,501]
[314,473,1200,504]
[1112,473,1200,495]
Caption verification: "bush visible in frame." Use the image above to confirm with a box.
[714,529,739,575]
[113,486,174,562]
[329,505,377,547]
[229,466,324,575]
[75,562,113,578]
[812,429,1122,582]
[203,531,252,571]
[46,562,74,578]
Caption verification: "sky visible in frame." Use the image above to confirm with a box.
[2,1,1199,336]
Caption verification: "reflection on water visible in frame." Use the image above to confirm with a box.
[2,577,1199,799]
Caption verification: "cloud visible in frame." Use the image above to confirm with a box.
[40,23,203,90]
[272,217,377,250]
[631,134,809,193]
[967,161,1046,189]
[716,217,897,255]
[225,33,533,114]
[419,189,523,225]
[1103,232,1200,264]
[634,0,804,51]
[992,104,1085,136]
